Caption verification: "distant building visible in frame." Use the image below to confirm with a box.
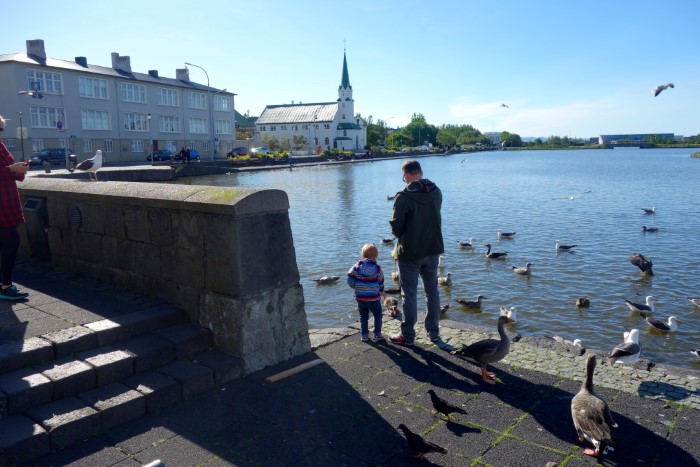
[483,132,501,145]
[256,52,366,153]
[598,133,674,144]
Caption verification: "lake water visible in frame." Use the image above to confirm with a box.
[178,148,700,369]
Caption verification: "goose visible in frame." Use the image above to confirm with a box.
[641,206,656,214]
[571,355,618,457]
[397,424,446,459]
[313,275,340,285]
[451,315,515,384]
[499,305,517,323]
[609,328,642,377]
[630,252,654,275]
[641,314,681,332]
[688,298,700,307]
[511,262,532,275]
[457,237,475,248]
[456,295,487,309]
[653,83,673,97]
[641,225,659,233]
[484,243,508,259]
[624,295,655,314]
[438,255,446,268]
[437,272,452,286]
[75,150,103,181]
[497,229,516,239]
[576,297,591,308]
[555,240,577,252]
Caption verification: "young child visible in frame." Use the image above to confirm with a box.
[347,243,385,341]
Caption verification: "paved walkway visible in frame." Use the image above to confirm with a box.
[4,261,700,466]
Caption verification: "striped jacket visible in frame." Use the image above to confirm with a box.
[347,259,384,302]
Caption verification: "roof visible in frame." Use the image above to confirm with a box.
[0,52,233,95]
[256,103,338,125]
[235,110,257,128]
[340,52,351,89]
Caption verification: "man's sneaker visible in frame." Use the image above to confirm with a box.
[0,285,28,301]
[374,332,385,340]
[430,336,455,352]
[389,334,413,346]
[361,333,369,342]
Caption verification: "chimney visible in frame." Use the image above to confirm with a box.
[176,68,190,82]
[26,40,46,59]
[75,56,88,67]
[111,52,132,73]
[148,70,159,78]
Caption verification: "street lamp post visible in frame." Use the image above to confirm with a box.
[184,62,214,161]
[147,113,153,165]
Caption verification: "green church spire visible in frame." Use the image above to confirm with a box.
[340,52,351,89]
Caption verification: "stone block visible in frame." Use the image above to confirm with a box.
[123,208,151,243]
[132,242,162,280]
[26,397,100,450]
[159,360,214,399]
[78,382,145,430]
[102,236,135,271]
[122,371,181,413]
[148,209,173,246]
[0,415,50,466]
[193,349,244,385]
[36,357,96,400]
[113,304,185,338]
[79,201,107,235]
[0,337,54,373]
[76,346,135,386]
[43,325,98,357]
[0,368,52,415]
[73,232,103,263]
[154,323,212,358]
[83,318,126,346]
[115,333,175,373]
[103,205,126,239]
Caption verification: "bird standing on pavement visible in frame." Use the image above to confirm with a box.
[609,329,642,378]
[452,315,515,384]
[397,424,447,459]
[75,149,103,181]
[427,389,467,419]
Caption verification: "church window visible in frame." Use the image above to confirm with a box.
[325,137,330,146]
[342,114,345,119]
[344,130,347,136]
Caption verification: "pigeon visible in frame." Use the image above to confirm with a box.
[427,389,467,419]
[629,253,653,276]
[397,424,447,459]
[313,276,340,285]
[75,150,103,181]
[653,83,674,97]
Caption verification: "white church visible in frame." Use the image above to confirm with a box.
[255,52,366,153]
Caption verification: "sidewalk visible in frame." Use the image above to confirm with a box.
[4,261,700,466]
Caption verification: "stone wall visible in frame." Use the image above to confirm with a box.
[17,178,310,374]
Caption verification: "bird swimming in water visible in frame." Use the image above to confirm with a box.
[452,315,515,384]
[553,190,591,200]
[313,275,340,285]
[387,194,397,201]
[440,303,450,315]
[571,355,618,457]
[641,207,656,214]
[576,297,591,308]
[653,83,674,97]
[624,295,656,313]
[397,424,447,459]
[555,240,577,252]
[438,255,446,268]
[75,150,103,181]
[457,237,475,248]
[691,349,700,360]
[511,262,532,275]
[456,295,487,309]
[640,313,681,332]
[379,236,394,244]
[384,297,401,317]
[437,272,452,286]
[641,226,659,233]
[497,229,516,239]
[629,253,653,276]
[499,305,517,323]
[609,328,642,378]
[688,298,700,307]
[427,389,467,420]
[484,243,508,259]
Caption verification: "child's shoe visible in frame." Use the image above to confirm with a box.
[361,333,369,342]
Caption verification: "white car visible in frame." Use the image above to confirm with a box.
[251,147,270,155]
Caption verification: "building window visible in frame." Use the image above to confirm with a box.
[81,109,111,130]
[4,139,16,149]
[187,92,207,109]
[104,140,114,152]
[124,113,149,131]
[131,140,145,152]
[344,130,347,136]
[324,137,329,146]
[83,139,93,153]
[120,82,146,103]
[78,76,108,99]
[215,120,232,135]
[188,141,196,150]
[189,118,207,134]
[32,139,44,153]
[58,138,66,148]
[157,88,179,107]
[342,114,345,119]
[26,69,62,94]
[203,141,209,151]
[213,95,231,111]
[30,106,64,129]
[159,115,180,133]
[270,125,276,131]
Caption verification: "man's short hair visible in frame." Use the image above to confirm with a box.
[402,159,422,174]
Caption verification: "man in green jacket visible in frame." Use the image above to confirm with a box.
[389,160,445,347]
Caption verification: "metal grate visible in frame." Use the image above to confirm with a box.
[68,206,82,230]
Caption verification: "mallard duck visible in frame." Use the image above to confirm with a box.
[511,262,532,275]
[397,424,446,459]
[555,240,577,252]
[313,275,340,285]
[576,297,591,308]
[497,229,516,239]
[624,295,655,313]
[641,314,681,332]
[484,244,508,259]
[452,315,515,384]
[437,272,452,286]
[641,225,659,233]
[571,355,617,457]
[629,252,653,276]
[456,295,487,309]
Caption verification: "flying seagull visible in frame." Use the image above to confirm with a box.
[653,83,674,97]
[75,150,103,181]
[501,103,509,108]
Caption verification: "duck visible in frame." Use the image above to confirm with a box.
[571,355,618,457]
[397,424,447,459]
[457,237,475,248]
[313,275,340,285]
[609,328,642,377]
[499,305,517,323]
[640,313,681,332]
[576,297,591,308]
[624,295,656,314]
[641,207,656,215]
[641,225,659,233]
[555,240,577,252]
[511,262,532,275]
[451,315,515,384]
[438,255,446,268]
[391,269,400,284]
[439,303,451,315]
[456,295,487,309]
[629,252,654,276]
[688,298,700,307]
[437,272,452,286]
[379,236,394,244]
[497,229,516,239]
[484,243,508,259]
[691,349,700,360]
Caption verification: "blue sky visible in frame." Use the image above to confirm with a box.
[4,0,699,138]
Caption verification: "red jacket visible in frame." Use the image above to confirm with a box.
[0,140,26,228]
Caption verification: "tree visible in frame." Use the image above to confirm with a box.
[500,131,522,147]
[291,135,308,150]
[364,115,387,147]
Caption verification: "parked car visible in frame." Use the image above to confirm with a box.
[227,147,248,157]
[173,149,201,162]
[250,147,270,155]
[29,148,72,165]
[147,149,174,161]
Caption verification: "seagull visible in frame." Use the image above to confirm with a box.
[640,313,681,332]
[691,349,700,359]
[438,255,446,268]
[555,240,577,252]
[484,244,508,259]
[427,389,467,420]
[511,262,532,275]
[497,229,516,239]
[456,295,487,309]
[501,103,509,108]
[437,272,452,286]
[387,194,397,201]
[641,226,659,233]
[641,207,656,215]
[688,298,700,307]
[499,305,517,323]
[397,424,447,459]
[457,237,475,248]
[440,303,451,315]
[549,334,584,348]
[609,329,642,377]
[553,190,592,200]
[653,83,674,97]
[624,295,656,313]
[576,297,591,308]
[629,252,653,276]
[75,149,103,181]
[313,276,340,285]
